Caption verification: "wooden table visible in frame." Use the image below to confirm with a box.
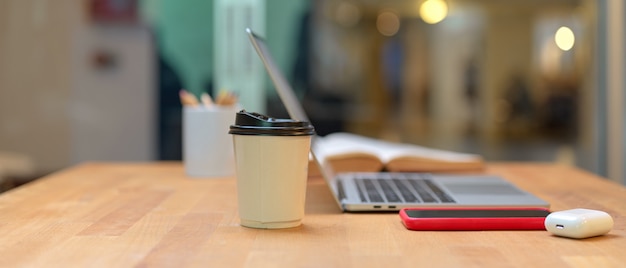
[0,162,623,267]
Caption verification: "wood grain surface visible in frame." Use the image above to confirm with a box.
[0,162,623,267]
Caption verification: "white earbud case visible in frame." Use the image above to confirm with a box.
[544,208,613,239]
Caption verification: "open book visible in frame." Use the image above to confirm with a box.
[311,132,484,173]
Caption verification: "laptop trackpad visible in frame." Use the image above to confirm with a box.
[438,178,544,205]
[443,182,526,196]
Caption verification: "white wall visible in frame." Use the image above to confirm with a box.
[70,25,156,164]
[0,0,74,173]
[0,0,156,174]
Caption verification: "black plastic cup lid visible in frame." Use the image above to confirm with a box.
[229,110,315,136]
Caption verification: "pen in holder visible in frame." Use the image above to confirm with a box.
[181,90,239,178]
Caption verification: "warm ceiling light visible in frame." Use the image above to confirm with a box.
[419,0,448,24]
[555,26,575,51]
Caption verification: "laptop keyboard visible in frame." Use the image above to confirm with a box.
[353,173,456,203]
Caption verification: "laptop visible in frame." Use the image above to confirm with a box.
[246,28,550,212]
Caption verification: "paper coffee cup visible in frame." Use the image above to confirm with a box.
[229,110,315,229]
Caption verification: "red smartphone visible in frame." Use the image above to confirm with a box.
[399,207,551,231]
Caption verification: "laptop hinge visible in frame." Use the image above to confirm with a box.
[336,180,347,201]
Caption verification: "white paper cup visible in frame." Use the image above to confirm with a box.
[183,106,238,177]
[229,111,315,229]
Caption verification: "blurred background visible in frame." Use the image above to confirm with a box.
[0,0,624,190]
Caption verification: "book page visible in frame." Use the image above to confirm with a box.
[312,133,383,172]
[319,132,482,164]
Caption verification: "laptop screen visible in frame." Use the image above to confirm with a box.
[246,28,310,123]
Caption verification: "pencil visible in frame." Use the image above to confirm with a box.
[216,90,238,106]
[200,92,214,107]
[179,89,199,107]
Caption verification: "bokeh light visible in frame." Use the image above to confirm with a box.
[335,2,361,27]
[419,0,448,24]
[377,11,400,36]
[555,26,575,51]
